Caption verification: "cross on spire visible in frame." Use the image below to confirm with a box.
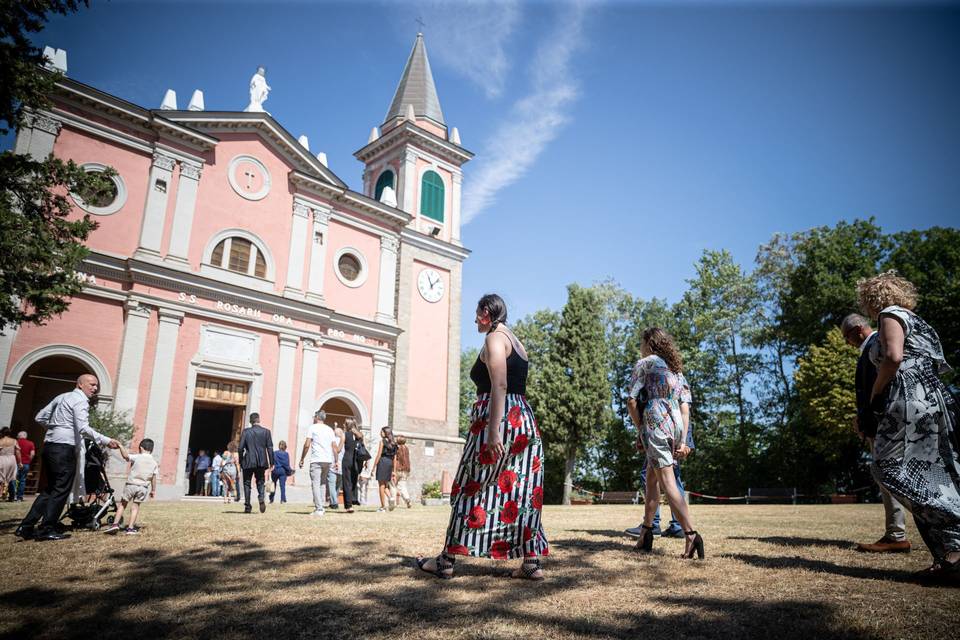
[416,16,426,33]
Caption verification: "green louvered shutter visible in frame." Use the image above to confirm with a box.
[420,170,445,222]
[375,170,394,201]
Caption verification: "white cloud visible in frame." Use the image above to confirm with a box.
[461,3,587,224]
[411,0,521,99]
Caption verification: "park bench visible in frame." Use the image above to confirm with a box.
[746,487,797,505]
[597,490,640,505]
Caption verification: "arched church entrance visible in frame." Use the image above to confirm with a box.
[319,397,359,430]
[10,355,95,444]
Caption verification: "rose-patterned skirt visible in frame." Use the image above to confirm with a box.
[444,393,549,560]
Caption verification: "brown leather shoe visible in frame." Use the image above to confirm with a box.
[856,537,912,553]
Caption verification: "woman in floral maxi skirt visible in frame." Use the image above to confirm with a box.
[416,294,548,580]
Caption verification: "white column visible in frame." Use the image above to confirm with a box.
[306,207,331,304]
[135,152,176,258]
[400,149,417,214]
[375,235,399,323]
[293,338,319,485]
[283,202,311,298]
[450,172,462,242]
[369,354,393,455]
[24,113,62,160]
[142,308,184,460]
[165,161,202,266]
[112,301,152,417]
[0,324,20,427]
[272,333,299,448]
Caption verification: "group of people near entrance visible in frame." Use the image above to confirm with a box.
[298,411,414,516]
[9,273,960,583]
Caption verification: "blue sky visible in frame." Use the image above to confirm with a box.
[22,0,960,349]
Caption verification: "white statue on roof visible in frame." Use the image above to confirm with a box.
[244,66,271,113]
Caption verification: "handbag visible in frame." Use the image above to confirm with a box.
[354,440,372,463]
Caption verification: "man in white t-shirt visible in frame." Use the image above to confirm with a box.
[298,410,338,516]
[210,451,223,497]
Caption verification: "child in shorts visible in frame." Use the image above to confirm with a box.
[104,438,158,535]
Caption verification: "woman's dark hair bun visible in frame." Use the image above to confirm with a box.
[477,293,508,332]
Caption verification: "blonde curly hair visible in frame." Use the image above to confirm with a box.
[856,271,918,319]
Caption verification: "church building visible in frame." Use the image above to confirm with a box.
[1,34,470,499]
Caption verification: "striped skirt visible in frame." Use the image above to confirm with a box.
[444,393,549,560]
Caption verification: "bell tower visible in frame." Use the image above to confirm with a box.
[354,33,472,245]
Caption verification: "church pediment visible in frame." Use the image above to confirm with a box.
[165,112,347,189]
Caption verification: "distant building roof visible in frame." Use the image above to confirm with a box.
[385,33,445,127]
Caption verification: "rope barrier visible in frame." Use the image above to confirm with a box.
[573,485,878,502]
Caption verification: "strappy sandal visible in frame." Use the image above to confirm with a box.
[415,552,455,579]
[635,524,655,552]
[681,530,705,559]
[511,557,544,581]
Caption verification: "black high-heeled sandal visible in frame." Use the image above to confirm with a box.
[635,524,654,552]
[682,530,705,559]
[415,552,455,579]
[511,557,544,581]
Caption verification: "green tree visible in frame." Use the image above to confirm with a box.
[780,219,889,355]
[458,347,479,438]
[513,308,563,500]
[540,285,611,505]
[679,249,764,495]
[884,227,960,374]
[793,327,867,491]
[0,0,113,330]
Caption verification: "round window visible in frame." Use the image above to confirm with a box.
[70,163,127,215]
[338,254,361,281]
[333,248,368,288]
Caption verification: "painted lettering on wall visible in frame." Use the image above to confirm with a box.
[326,327,382,346]
[178,292,198,304]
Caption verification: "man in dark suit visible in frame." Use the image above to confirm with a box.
[841,314,911,553]
[239,412,275,513]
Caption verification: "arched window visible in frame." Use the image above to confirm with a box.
[374,170,395,201]
[420,170,445,223]
[210,237,267,278]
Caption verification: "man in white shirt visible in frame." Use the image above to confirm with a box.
[298,410,338,516]
[211,451,224,497]
[16,374,119,541]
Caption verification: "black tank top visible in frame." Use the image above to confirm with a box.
[470,342,528,395]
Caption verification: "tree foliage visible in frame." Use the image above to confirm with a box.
[458,347,479,438]
[0,0,113,330]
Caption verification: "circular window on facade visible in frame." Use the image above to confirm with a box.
[70,163,127,215]
[334,248,368,288]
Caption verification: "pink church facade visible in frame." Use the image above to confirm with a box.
[1,35,470,499]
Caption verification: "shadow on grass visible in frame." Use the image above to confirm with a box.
[728,535,854,549]
[0,533,891,640]
[724,552,915,582]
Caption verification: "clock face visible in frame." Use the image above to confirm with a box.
[417,268,445,303]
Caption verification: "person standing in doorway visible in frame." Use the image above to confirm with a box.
[238,413,274,514]
[220,442,238,504]
[841,313,911,553]
[8,431,33,502]
[192,449,210,495]
[299,410,338,517]
[16,374,119,541]
[210,450,223,498]
[0,428,21,502]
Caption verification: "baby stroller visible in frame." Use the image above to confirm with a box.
[62,438,118,531]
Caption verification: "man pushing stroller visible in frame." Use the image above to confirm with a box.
[103,438,158,535]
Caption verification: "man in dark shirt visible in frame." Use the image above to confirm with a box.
[842,314,911,553]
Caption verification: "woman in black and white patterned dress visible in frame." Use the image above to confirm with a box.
[858,271,960,581]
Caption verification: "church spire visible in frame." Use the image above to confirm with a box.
[384,33,445,128]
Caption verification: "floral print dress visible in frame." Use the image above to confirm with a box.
[870,305,960,561]
[444,345,548,560]
[629,355,691,469]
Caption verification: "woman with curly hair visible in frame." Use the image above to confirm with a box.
[626,327,703,559]
[858,271,960,580]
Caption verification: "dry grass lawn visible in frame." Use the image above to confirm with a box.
[1,501,957,639]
